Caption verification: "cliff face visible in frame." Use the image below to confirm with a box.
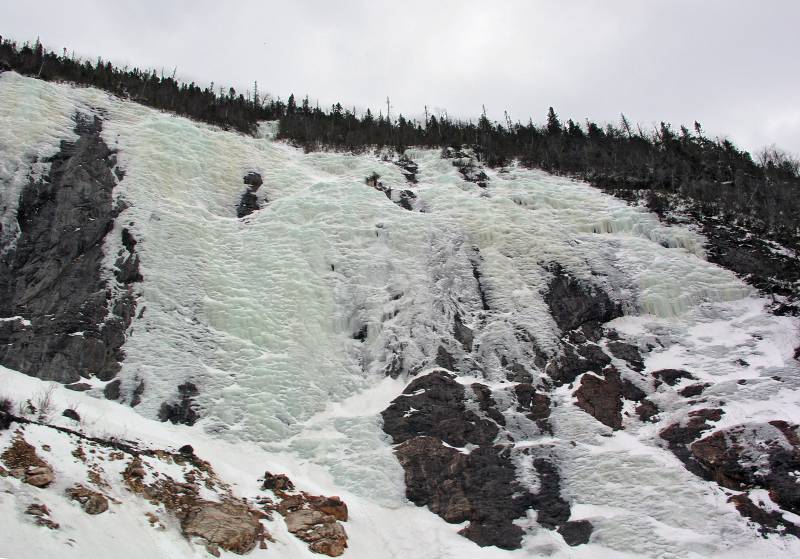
[0,113,137,384]
[1,71,800,559]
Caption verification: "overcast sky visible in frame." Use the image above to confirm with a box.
[3,0,799,155]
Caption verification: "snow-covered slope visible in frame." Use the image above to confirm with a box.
[1,71,800,558]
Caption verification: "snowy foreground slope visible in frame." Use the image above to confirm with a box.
[1,71,800,558]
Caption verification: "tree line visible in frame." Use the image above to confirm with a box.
[1,36,798,249]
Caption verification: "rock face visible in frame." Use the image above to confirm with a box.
[381,370,497,447]
[543,264,622,333]
[0,114,135,384]
[574,367,646,430]
[574,369,624,430]
[662,416,800,535]
[381,370,585,549]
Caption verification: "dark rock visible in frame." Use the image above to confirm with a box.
[690,422,800,516]
[262,472,295,492]
[236,190,260,218]
[115,228,143,284]
[574,369,624,430]
[635,399,659,422]
[453,314,473,352]
[66,484,109,514]
[652,369,696,387]
[469,250,490,311]
[606,341,645,371]
[65,383,92,392]
[103,379,121,400]
[352,324,368,342]
[546,343,611,385]
[62,408,80,421]
[381,370,497,447]
[394,155,418,183]
[679,383,710,398]
[543,263,622,333]
[158,382,200,426]
[457,164,489,188]
[130,379,145,407]
[505,362,533,383]
[365,174,418,211]
[581,321,604,342]
[178,444,194,456]
[558,519,593,546]
[660,409,725,477]
[729,493,800,537]
[514,383,551,432]
[471,383,506,426]
[396,437,532,549]
[1,398,12,431]
[528,457,571,529]
[434,346,456,371]
[620,379,646,402]
[0,114,134,384]
[243,172,263,189]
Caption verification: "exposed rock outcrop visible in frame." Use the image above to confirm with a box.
[544,264,622,333]
[66,484,109,514]
[182,500,264,554]
[1,432,55,487]
[381,370,586,549]
[574,369,624,430]
[365,173,418,211]
[259,471,349,556]
[158,381,199,425]
[394,154,418,183]
[237,171,263,218]
[0,114,134,384]
[25,503,59,529]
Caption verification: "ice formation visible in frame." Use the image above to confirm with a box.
[1,71,799,558]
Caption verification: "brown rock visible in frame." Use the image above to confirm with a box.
[66,484,109,514]
[25,503,59,530]
[307,495,348,521]
[182,500,263,555]
[262,471,294,492]
[1,435,55,487]
[636,399,659,422]
[284,509,348,557]
[574,369,623,430]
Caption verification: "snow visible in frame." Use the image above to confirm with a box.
[1,71,800,558]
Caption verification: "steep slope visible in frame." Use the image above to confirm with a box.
[1,71,800,558]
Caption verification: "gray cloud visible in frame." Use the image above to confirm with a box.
[3,0,799,154]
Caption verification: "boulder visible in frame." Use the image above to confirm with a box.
[558,519,593,546]
[182,500,263,555]
[66,484,109,514]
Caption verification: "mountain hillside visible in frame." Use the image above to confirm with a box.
[1,70,800,558]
